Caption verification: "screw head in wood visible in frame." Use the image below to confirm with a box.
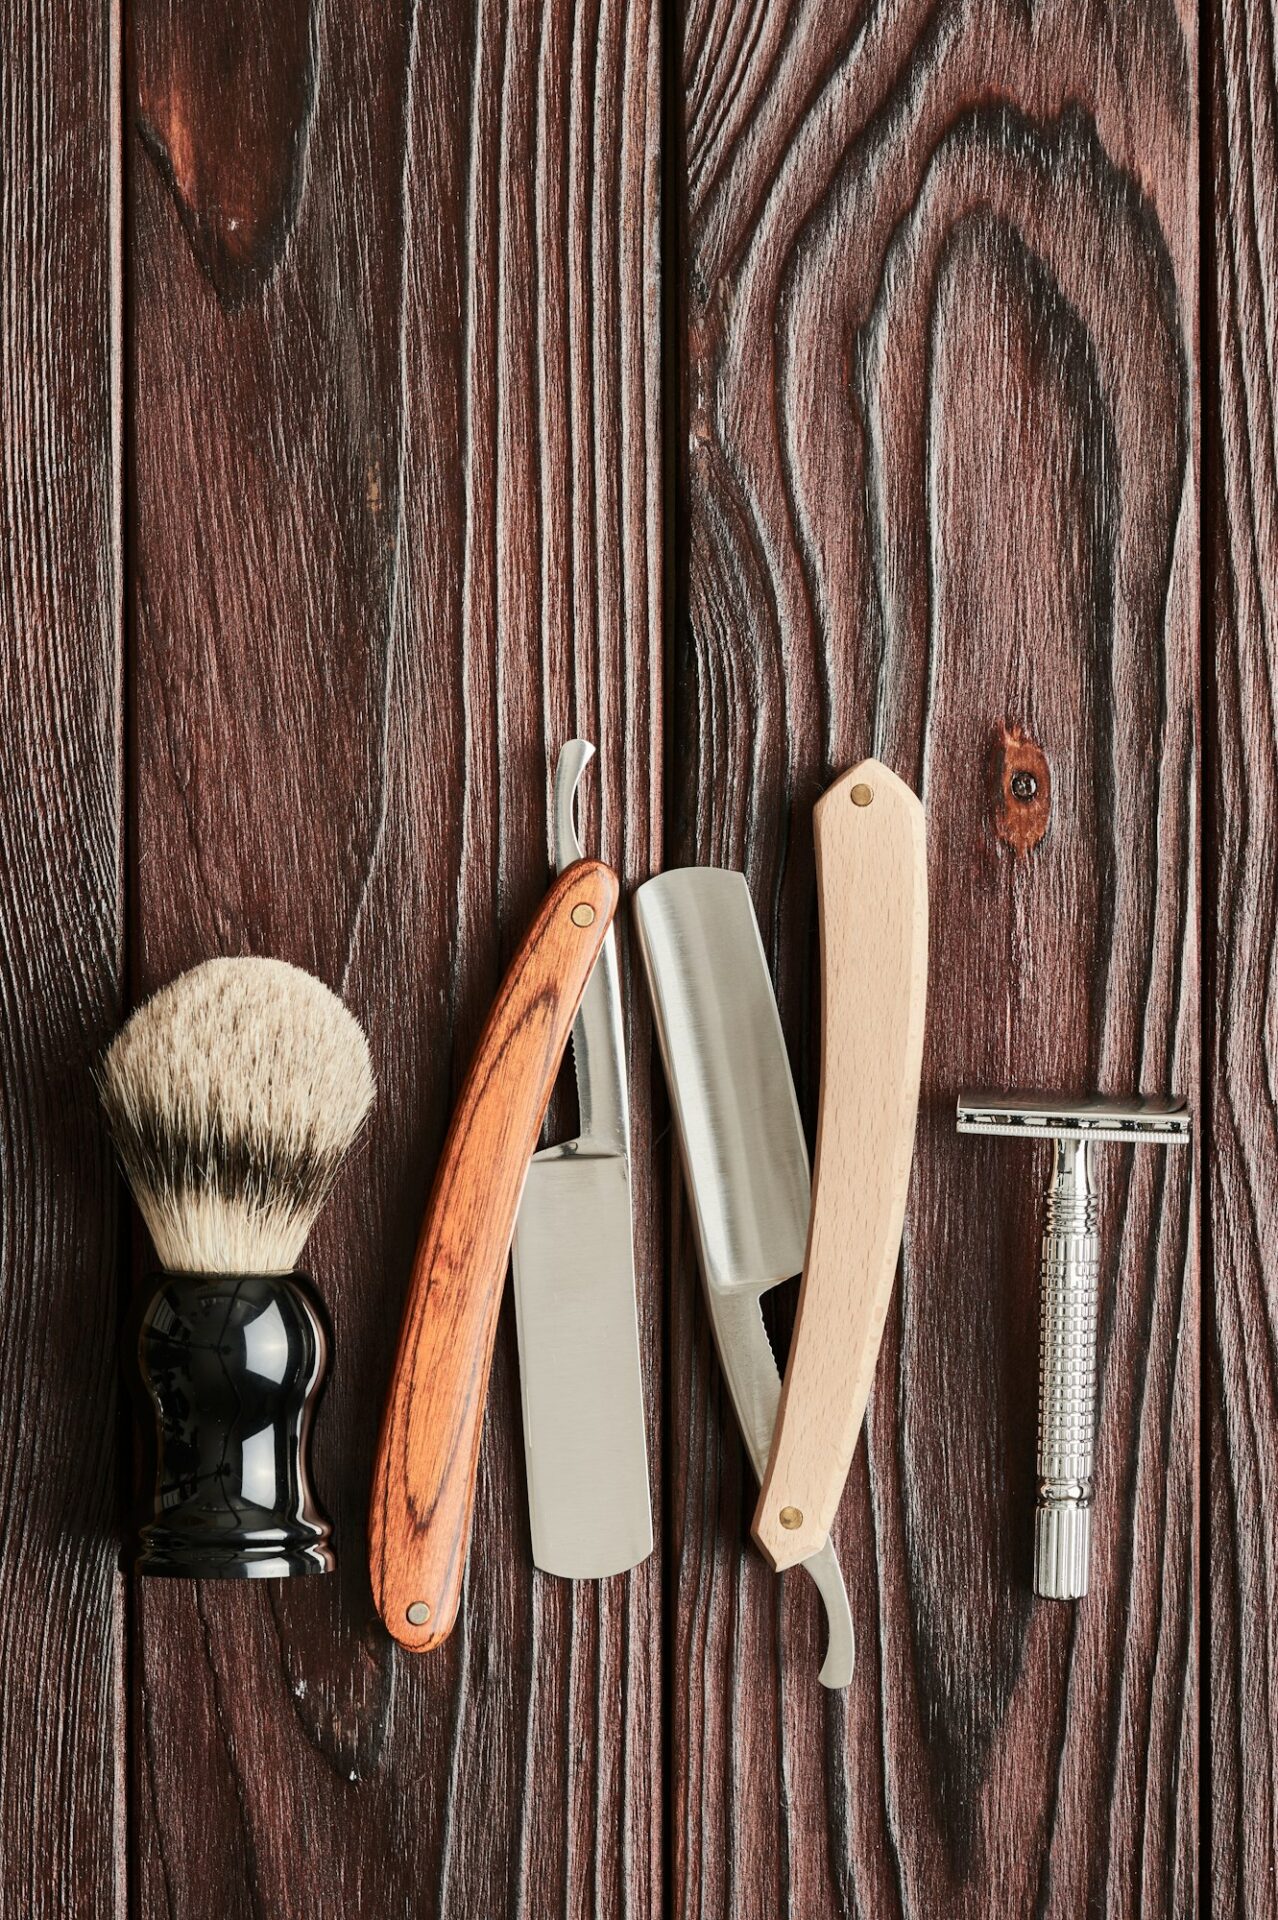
[779,1506,803,1530]
[850,783,873,807]
[570,902,596,927]
[406,1601,431,1626]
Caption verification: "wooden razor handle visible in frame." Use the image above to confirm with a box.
[752,760,927,1569]
[369,859,618,1650]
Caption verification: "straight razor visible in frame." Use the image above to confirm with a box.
[511,742,653,1579]
[634,867,854,1688]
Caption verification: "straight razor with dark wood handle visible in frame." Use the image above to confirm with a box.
[369,859,619,1651]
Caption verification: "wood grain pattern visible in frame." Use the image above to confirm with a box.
[127,0,661,1913]
[0,1,124,1913]
[1,0,1226,1905]
[1208,0,1278,1909]
[674,2,1197,1913]
[754,760,927,1571]
[371,861,618,1650]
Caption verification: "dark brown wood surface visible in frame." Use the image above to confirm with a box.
[673,2,1198,1914]
[0,1,125,1914]
[1208,1,1277,1912]
[1,0,1225,1912]
[126,1,661,1914]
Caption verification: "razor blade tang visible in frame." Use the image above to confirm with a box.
[553,740,627,1154]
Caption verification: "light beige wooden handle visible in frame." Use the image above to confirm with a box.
[752,759,927,1569]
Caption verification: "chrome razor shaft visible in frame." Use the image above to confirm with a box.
[957,1089,1189,1604]
[1035,1138,1099,1598]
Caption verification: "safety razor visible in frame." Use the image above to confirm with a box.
[956,1092,1190,1599]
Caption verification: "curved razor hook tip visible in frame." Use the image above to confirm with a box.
[552,739,596,870]
[805,1537,855,1689]
[817,1628,855,1691]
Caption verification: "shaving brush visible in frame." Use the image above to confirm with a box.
[99,957,374,1578]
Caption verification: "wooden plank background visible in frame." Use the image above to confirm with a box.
[0,0,125,1914]
[1208,0,1278,1912]
[673,1,1198,1914]
[126,0,661,1914]
[0,0,1216,1914]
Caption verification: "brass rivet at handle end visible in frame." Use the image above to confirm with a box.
[779,1506,803,1530]
[406,1601,431,1626]
[570,902,596,928]
[850,783,874,807]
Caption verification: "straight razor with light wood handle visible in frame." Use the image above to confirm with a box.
[753,759,928,1571]
[635,867,855,1689]
[369,860,618,1651]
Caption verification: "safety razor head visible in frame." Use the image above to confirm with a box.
[956,1091,1190,1147]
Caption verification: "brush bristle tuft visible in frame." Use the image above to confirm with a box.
[98,957,375,1274]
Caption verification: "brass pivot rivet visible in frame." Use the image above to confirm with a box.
[779,1506,803,1530]
[406,1601,431,1626]
[850,783,873,807]
[570,902,596,928]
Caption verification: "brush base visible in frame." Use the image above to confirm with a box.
[131,1271,334,1580]
[134,1541,332,1580]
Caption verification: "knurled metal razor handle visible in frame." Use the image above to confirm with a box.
[956,1090,1190,1603]
[1035,1139,1098,1598]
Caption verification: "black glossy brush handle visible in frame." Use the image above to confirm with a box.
[131,1271,334,1579]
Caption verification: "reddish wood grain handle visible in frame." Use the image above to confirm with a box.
[369,860,619,1651]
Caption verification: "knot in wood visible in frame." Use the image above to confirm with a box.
[993,727,1051,854]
